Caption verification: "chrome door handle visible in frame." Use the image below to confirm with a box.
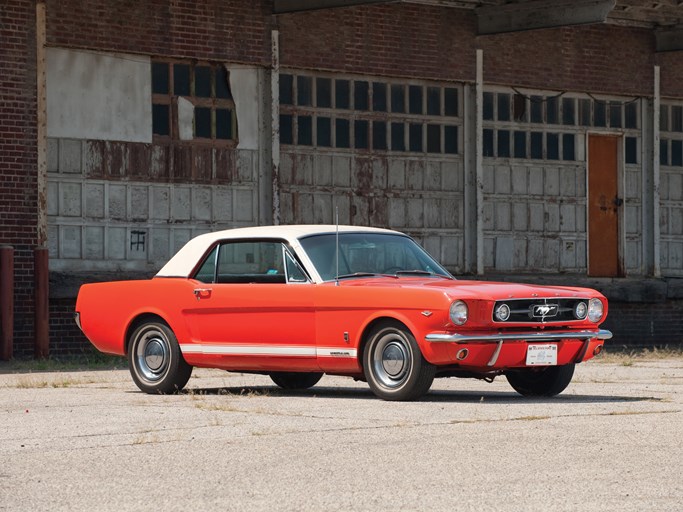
[193,288,212,300]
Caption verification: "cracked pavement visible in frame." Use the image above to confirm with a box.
[0,358,681,511]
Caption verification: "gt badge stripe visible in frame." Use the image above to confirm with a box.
[180,344,357,358]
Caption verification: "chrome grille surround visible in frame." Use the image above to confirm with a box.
[492,298,589,324]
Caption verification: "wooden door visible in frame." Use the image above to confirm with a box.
[588,134,621,277]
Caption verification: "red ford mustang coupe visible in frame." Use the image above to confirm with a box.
[76,225,612,401]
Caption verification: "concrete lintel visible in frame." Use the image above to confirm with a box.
[274,0,395,14]
[476,0,616,35]
[656,26,683,52]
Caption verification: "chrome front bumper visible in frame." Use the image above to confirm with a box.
[425,329,613,343]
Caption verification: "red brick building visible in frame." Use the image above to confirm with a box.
[1,0,682,357]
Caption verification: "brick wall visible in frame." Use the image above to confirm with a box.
[0,1,38,357]
[603,301,683,347]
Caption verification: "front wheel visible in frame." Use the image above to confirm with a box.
[270,372,323,390]
[505,364,575,397]
[128,321,192,394]
[363,322,436,401]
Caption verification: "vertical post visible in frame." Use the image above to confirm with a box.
[36,2,48,247]
[475,49,484,275]
[0,246,14,361]
[652,65,661,277]
[271,29,281,226]
[34,247,49,359]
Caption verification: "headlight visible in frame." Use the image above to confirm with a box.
[573,301,588,320]
[494,303,511,322]
[450,300,468,325]
[588,298,603,323]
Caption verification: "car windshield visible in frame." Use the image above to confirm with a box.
[299,232,453,282]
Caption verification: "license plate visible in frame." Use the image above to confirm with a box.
[526,344,557,366]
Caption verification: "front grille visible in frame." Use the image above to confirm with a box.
[492,298,588,324]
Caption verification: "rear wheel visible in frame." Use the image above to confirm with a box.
[128,321,192,394]
[363,321,435,401]
[505,364,575,397]
[270,372,323,390]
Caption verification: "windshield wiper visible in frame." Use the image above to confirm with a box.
[336,272,397,280]
[394,270,453,279]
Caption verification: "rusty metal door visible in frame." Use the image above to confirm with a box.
[588,134,621,277]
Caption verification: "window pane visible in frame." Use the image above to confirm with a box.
[173,64,191,96]
[483,129,494,157]
[497,94,510,122]
[427,87,440,116]
[151,62,169,94]
[355,81,369,111]
[354,120,369,149]
[372,82,387,112]
[391,84,405,113]
[298,115,312,145]
[660,105,669,131]
[280,74,294,105]
[562,98,575,125]
[672,140,682,166]
[609,102,622,128]
[216,66,231,99]
[443,126,458,154]
[660,139,669,165]
[483,92,494,121]
[530,132,543,159]
[316,78,331,108]
[409,123,422,152]
[497,130,510,157]
[594,101,606,127]
[444,88,458,117]
[391,122,405,151]
[317,117,331,147]
[514,131,527,158]
[672,106,683,132]
[547,133,559,160]
[152,104,169,136]
[579,99,591,126]
[194,246,217,283]
[216,108,232,139]
[280,114,293,144]
[562,133,575,161]
[513,94,526,122]
[297,76,312,106]
[336,80,350,109]
[336,118,350,148]
[195,107,211,138]
[625,137,637,164]
[427,124,440,153]
[409,85,423,115]
[625,102,638,129]
[530,96,543,123]
[195,66,211,98]
[546,96,558,124]
[373,121,387,150]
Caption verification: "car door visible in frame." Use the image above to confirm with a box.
[183,239,318,372]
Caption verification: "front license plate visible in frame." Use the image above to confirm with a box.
[526,344,558,366]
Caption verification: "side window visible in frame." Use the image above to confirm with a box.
[216,241,286,283]
[194,246,218,283]
[285,250,309,283]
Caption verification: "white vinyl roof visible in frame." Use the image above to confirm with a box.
[156,224,400,278]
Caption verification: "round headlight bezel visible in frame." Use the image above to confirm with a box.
[450,300,468,326]
[587,298,604,323]
[574,301,588,320]
[494,303,511,322]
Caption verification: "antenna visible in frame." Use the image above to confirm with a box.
[335,205,340,286]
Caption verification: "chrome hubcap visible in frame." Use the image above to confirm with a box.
[372,331,412,389]
[144,338,165,371]
[382,342,406,377]
[134,328,170,383]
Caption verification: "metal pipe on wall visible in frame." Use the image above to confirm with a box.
[0,246,14,361]
[34,247,49,359]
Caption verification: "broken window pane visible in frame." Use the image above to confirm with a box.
[672,106,683,132]
[336,80,350,109]
[483,92,494,121]
[444,126,458,154]
[594,101,606,127]
[195,107,211,138]
[152,62,169,94]
[625,102,638,129]
[355,81,369,111]
[562,133,575,161]
[514,131,527,158]
[546,96,558,124]
[427,87,440,116]
[298,115,312,145]
[530,132,543,159]
[373,121,387,150]
[497,130,510,157]
[497,94,510,122]
[409,123,422,152]
[391,122,405,151]
[280,114,293,144]
[316,78,331,108]
[195,66,212,98]
[625,137,637,164]
[216,108,232,139]
[174,64,191,96]
[609,102,622,128]
[672,140,682,166]
[391,84,405,113]
[547,132,559,160]
[427,124,440,153]
[280,74,294,105]
[354,119,369,149]
[445,88,458,117]
[297,76,312,106]
[562,98,575,125]
[579,99,591,126]
[409,85,423,115]
[317,117,331,147]
[483,129,494,157]
[216,66,231,99]
[513,94,526,122]
[336,118,350,148]
[372,82,387,112]
[530,96,543,123]
[152,104,170,136]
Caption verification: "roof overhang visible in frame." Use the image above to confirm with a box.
[273,0,396,14]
